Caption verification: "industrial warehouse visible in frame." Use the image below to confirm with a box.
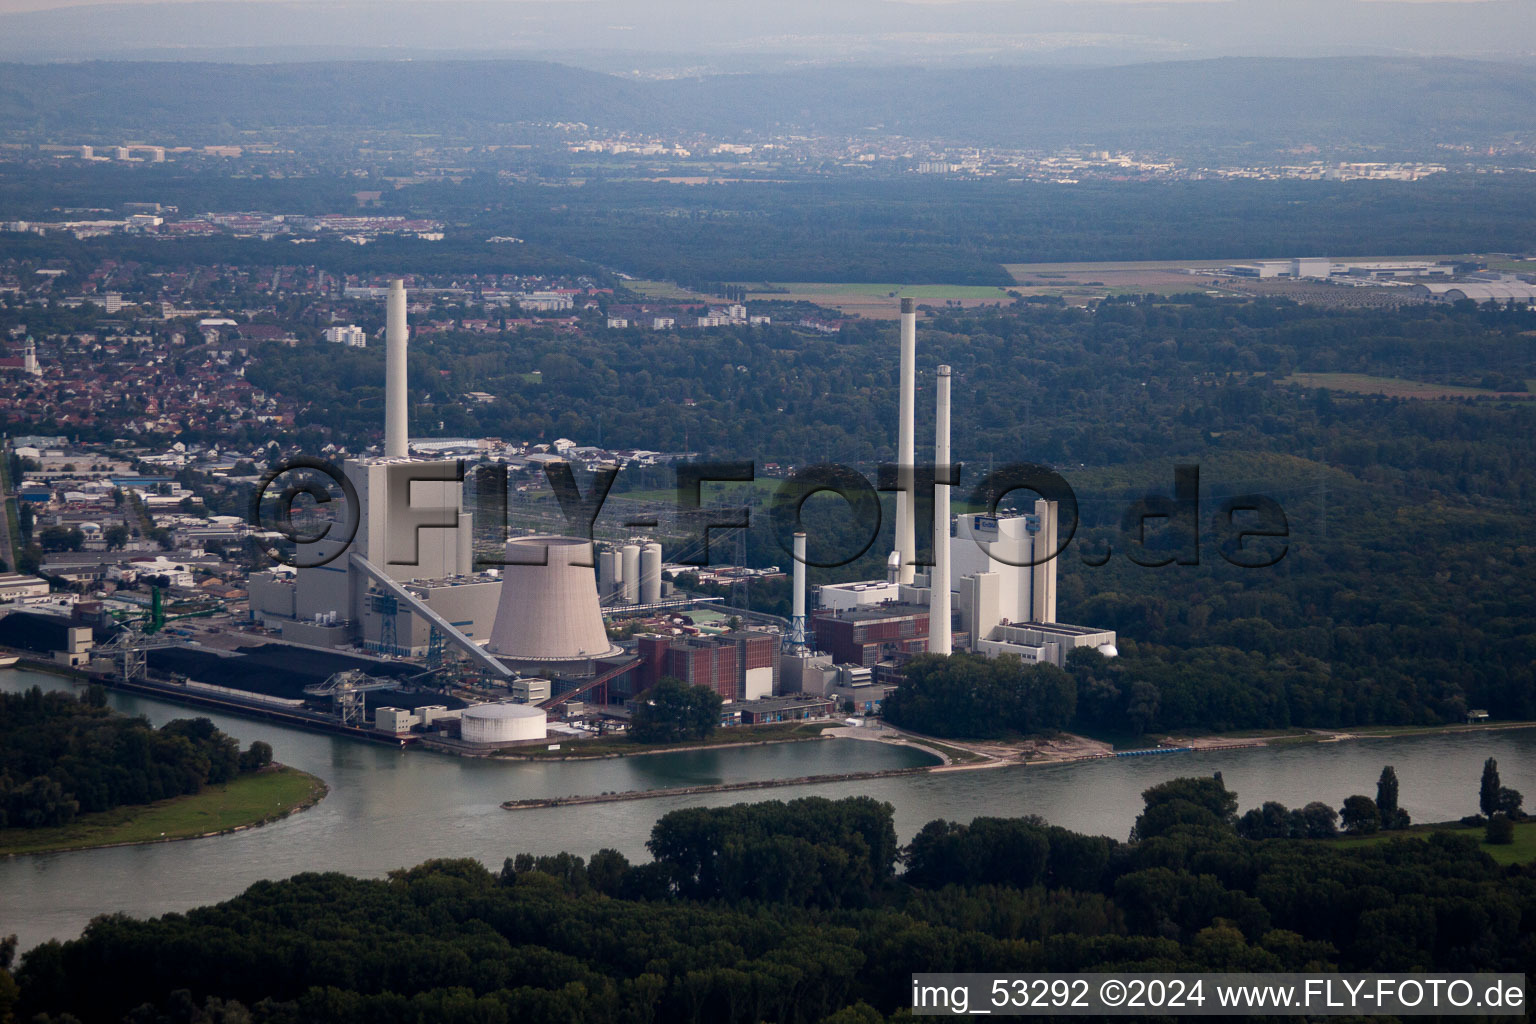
[2,286,1115,754]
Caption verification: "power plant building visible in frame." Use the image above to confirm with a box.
[812,604,930,668]
[635,630,777,701]
[247,453,502,657]
[247,280,504,670]
[789,298,1116,684]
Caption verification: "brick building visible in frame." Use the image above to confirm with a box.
[812,603,930,668]
[634,630,778,702]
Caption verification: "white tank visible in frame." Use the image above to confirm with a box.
[460,702,546,744]
[620,543,641,604]
[640,542,663,605]
[598,548,622,598]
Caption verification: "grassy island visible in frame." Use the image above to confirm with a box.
[0,764,326,856]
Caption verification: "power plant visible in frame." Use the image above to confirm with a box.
[230,284,1114,737]
[790,297,1116,702]
[247,281,647,706]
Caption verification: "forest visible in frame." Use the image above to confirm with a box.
[5,169,1536,283]
[0,685,269,829]
[8,783,1533,1023]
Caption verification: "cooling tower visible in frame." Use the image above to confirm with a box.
[640,542,662,605]
[384,278,408,458]
[486,536,621,668]
[620,543,641,604]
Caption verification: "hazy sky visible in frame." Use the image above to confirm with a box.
[0,0,1529,63]
[0,0,1513,10]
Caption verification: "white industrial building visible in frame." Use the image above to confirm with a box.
[1221,258,1458,282]
[1411,281,1536,303]
[0,573,50,603]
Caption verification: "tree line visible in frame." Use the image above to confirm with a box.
[9,766,1533,1023]
[0,685,271,829]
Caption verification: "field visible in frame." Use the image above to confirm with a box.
[1332,820,1536,867]
[0,765,327,855]
[1284,372,1533,401]
[1003,258,1245,299]
[744,282,1019,318]
[625,279,707,300]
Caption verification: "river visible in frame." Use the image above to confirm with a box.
[2,667,1532,951]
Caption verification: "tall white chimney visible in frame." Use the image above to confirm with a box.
[789,530,808,651]
[384,278,409,458]
[930,365,953,655]
[894,297,917,585]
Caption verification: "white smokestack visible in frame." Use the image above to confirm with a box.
[894,297,917,585]
[930,365,952,655]
[791,530,808,649]
[385,278,409,458]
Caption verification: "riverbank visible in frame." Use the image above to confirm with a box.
[880,718,1536,769]
[0,764,327,856]
[502,717,1536,810]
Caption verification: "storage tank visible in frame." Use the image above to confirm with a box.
[460,702,546,744]
[640,542,662,605]
[598,547,622,599]
[620,543,641,604]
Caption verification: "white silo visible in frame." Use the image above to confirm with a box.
[620,543,641,604]
[598,547,622,599]
[486,536,622,671]
[640,542,663,605]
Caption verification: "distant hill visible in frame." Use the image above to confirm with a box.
[1,57,1534,152]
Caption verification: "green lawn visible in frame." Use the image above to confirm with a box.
[0,765,327,855]
[1331,821,1536,866]
[1284,372,1531,400]
[626,280,705,300]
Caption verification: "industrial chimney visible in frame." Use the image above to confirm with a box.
[929,365,952,655]
[787,530,808,652]
[384,278,409,458]
[893,297,917,585]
